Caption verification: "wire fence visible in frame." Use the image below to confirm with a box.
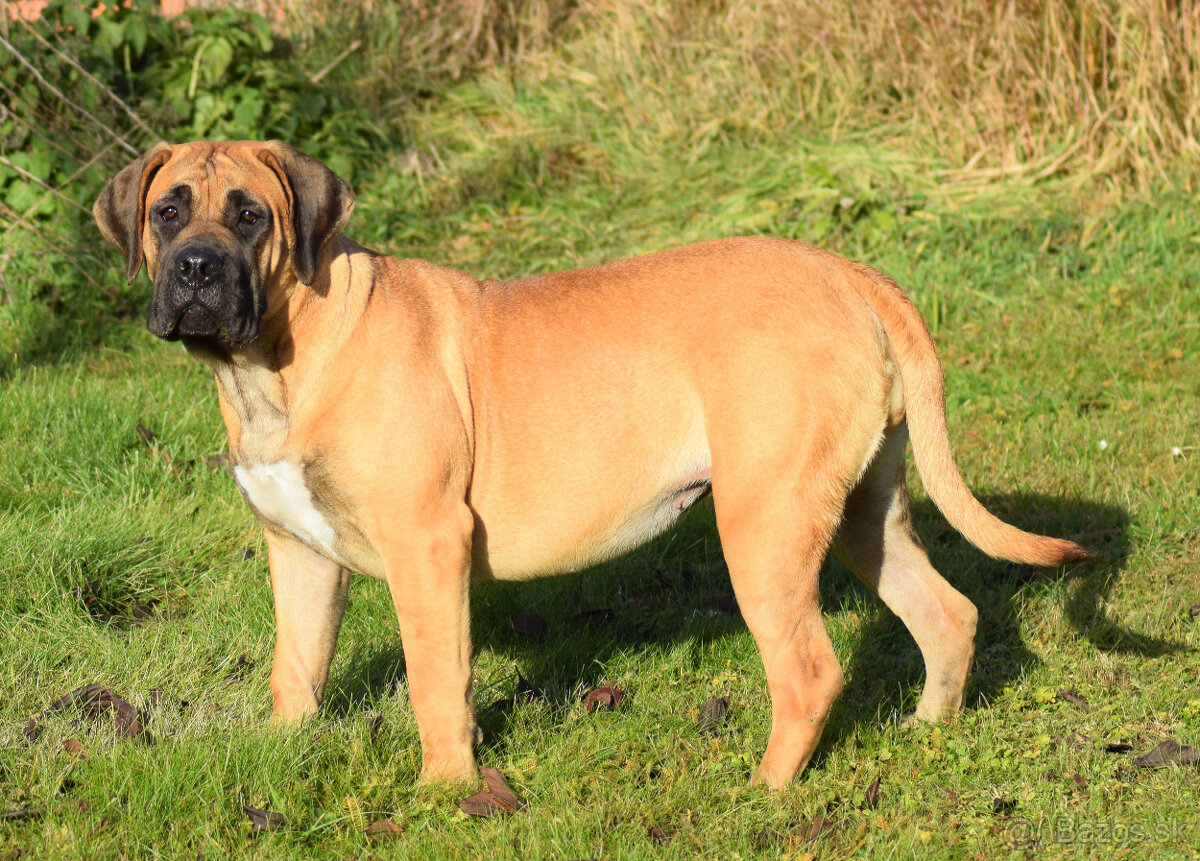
[0,9,165,301]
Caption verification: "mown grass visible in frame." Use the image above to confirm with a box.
[3,2,1200,859]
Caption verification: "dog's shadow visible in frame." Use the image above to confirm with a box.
[325,491,1163,764]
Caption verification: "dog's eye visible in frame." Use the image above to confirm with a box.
[239,210,260,225]
[160,206,177,222]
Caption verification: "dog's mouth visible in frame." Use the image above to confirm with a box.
[176,303,219,337]
[147,268,261,349]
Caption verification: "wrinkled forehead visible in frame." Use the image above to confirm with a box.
[145,142,283,208]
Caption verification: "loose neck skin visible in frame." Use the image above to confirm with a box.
[189,236,376,463]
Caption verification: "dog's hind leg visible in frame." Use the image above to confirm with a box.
[832,423,978,722]
[709,397,883,788]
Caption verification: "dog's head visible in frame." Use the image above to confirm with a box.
[93,140,354,352]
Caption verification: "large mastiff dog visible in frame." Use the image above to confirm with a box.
[94,140,1090,788]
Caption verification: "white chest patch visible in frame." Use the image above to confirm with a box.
[233,461,338,557]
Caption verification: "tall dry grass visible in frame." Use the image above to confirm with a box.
[299,0,1200,189]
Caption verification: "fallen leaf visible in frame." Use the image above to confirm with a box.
[1076,401,1109,415]
[459,769,526,818]
[582,684,625,713]
[863,775,881,810]
[1071,772,1086,788]
[991,797,1017,815]
[1065,731,1090,749]
[135,422,158,448]
[1104,742,1134,754]
[459,791,505,817]
[364,819,405,842]
[243,804,286,833]
[1058,690,1088,707]
[806,814,831,842]
[648,826,672,843]
[513,672,543,704]
[225,654,254,681]
[1133,739,1200,768]
[934,783,961,801]
[44,683,152,741]
[0,808,42,822]
[698,696,730,735]
[1189,604,1200,620]
[205,452,231,471]
[754,826,779,848]
[510,613,548,639]
[63,739,87,758]
[22,718,40,744]
[481,768,526,812]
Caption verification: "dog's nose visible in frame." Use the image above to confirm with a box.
[175,247,224,284]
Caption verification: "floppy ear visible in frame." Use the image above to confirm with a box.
[92,142,173,283]
[256,141,355,286]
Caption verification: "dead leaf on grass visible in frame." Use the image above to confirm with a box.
[135,421,158,448]
[0,808,43,822]
[459,769,526,817]
[25,683,153,744]
[863,775,881,810]
[806,814,832,842]
[698,696,729,735]
[991,797,1017,815]
[482,768,526,811]
[514,672,543,703]
[1104,742,1134,754]
[510,612,548,639]
[1134,739,1200,768]
[582,684,625,713]
[243,804,286,833]
[1058,690,1088,707]
[205,452,231,471]
[1189,604,1200,621]
[648,826,673,843]
[364,818,405,842]
[63,739,87,758]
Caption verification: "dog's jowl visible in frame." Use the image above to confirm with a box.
[95,140,1091,789]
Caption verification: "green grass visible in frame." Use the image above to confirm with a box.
[3,7,1200,857]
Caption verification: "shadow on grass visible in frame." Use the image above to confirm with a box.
[322,489,1179,770]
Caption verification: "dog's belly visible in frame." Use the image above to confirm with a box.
[566,474,712,572]
[477,452,714,581]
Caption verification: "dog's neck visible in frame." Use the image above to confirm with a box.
[197,237,376,463]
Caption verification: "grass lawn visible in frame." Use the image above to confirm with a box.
[2,5,1199,858]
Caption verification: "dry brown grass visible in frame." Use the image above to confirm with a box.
[299,0,1200,189]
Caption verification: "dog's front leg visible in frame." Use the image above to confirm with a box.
[266,530,351,721]
[384,508,477,785]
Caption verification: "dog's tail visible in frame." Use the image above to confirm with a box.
[854,264,1092,567]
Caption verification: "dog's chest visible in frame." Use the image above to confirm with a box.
[233,461,341,560]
